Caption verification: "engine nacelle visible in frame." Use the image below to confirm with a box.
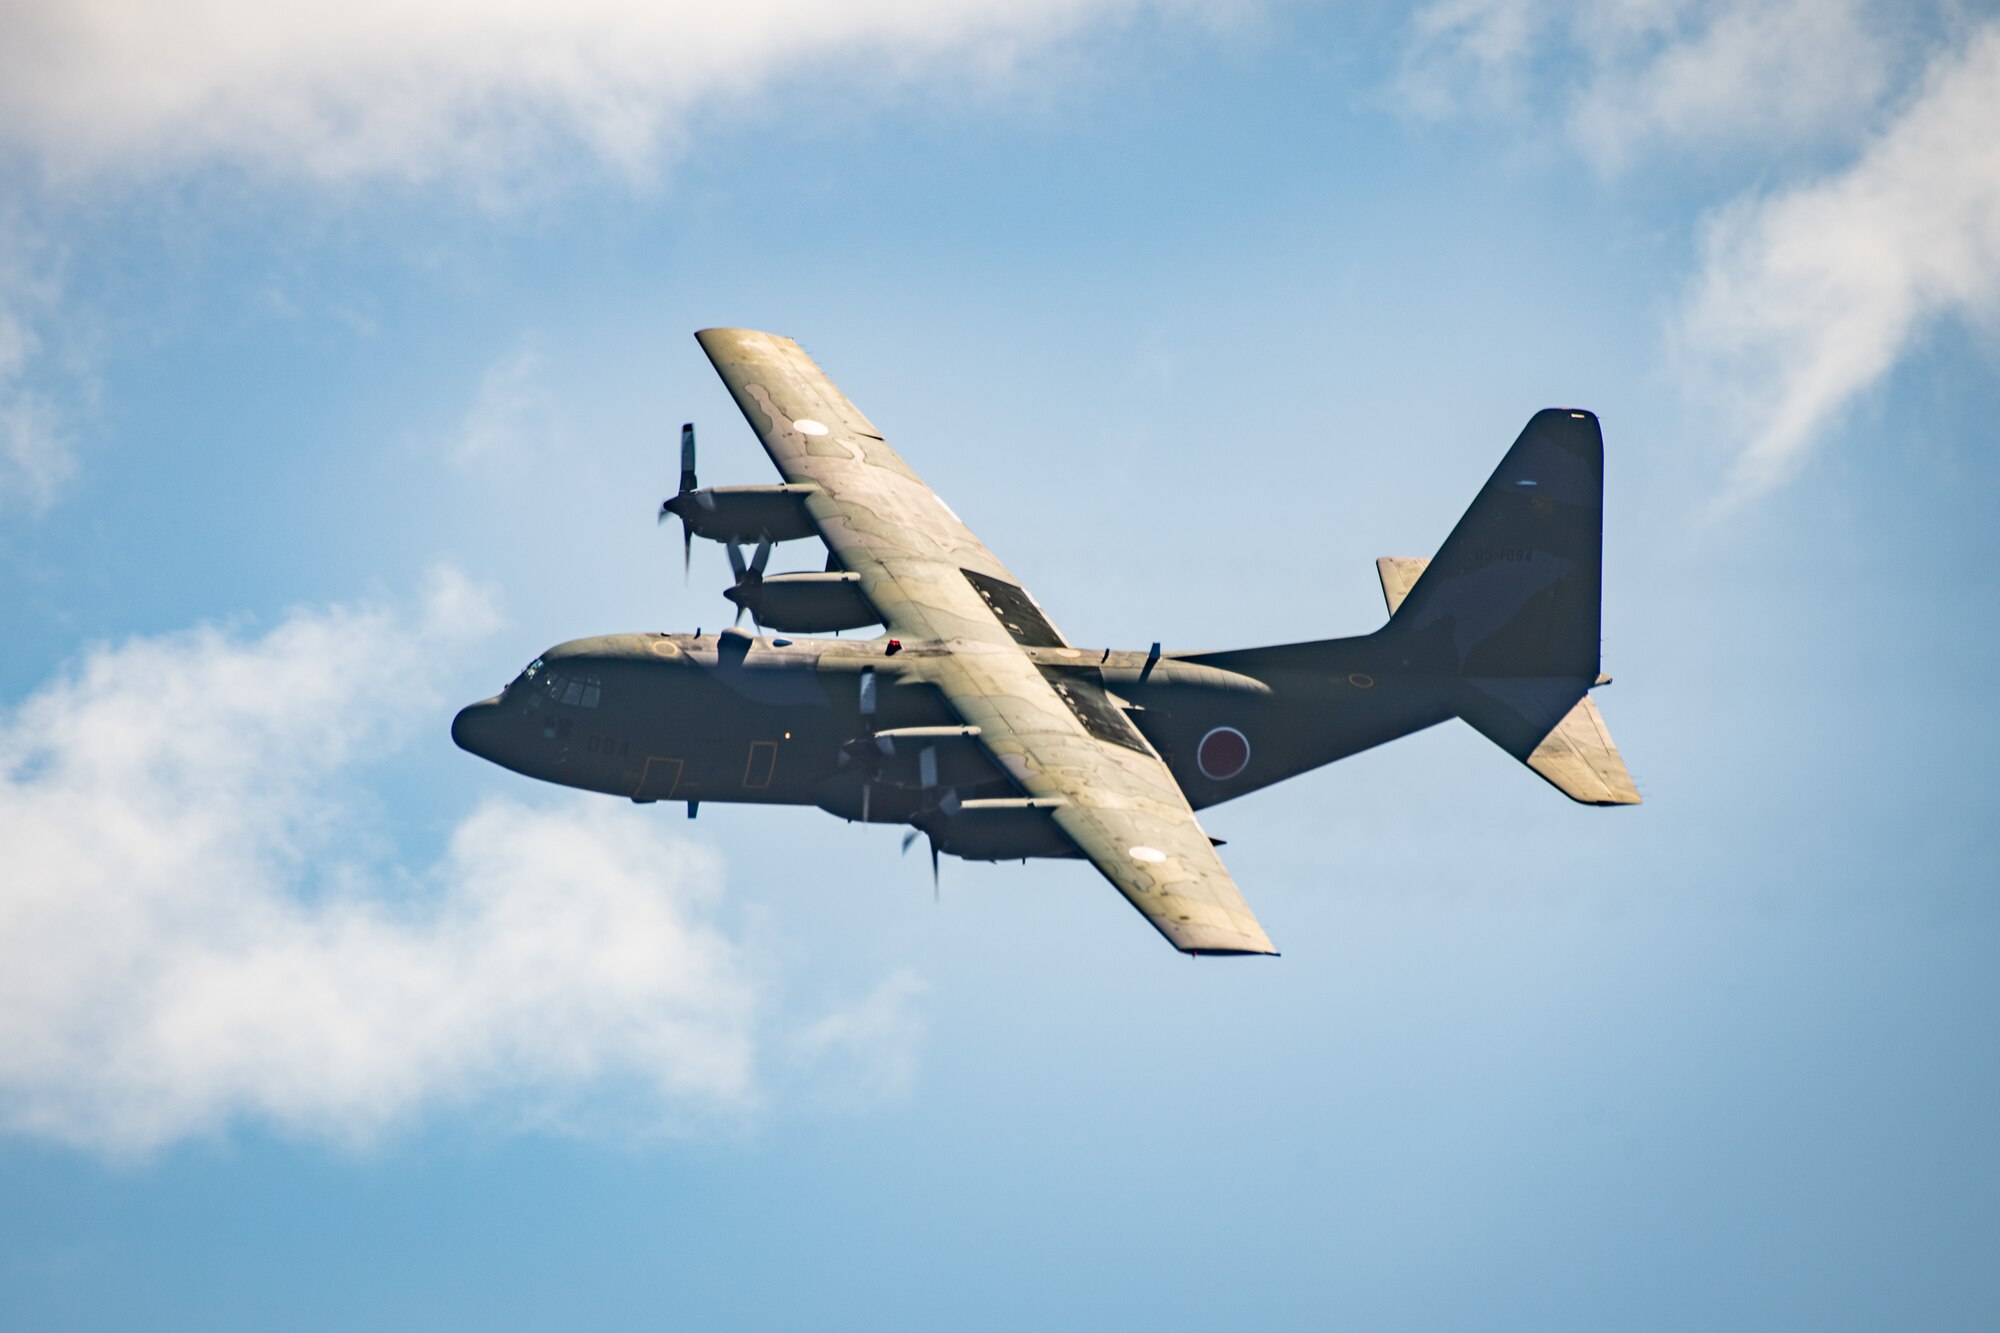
[662,484,818,545]
[728,571,878,632]
[927,798,1079,861]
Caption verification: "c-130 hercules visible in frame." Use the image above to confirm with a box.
[452,328,1638,956]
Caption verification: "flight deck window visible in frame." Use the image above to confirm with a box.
[540,670,602,709]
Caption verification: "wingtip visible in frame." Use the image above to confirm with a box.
[1183,947,1283,958]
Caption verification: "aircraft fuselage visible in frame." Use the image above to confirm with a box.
[451,626,1454,849]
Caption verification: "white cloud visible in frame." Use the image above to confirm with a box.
[0,572,922,1153]
[1398,1,2000,497]
[1566,0,1890,172]
[1676,23,2000,498]
[0,0,1222,189]
[0,341,73,512]
[0,1,1251,508]
[1398,0,1548,119]
[1399,0,1898,168]
[0,224,75,512]
[453,341,559,466]
[784,970,928,1111]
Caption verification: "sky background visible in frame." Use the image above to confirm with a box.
[3,1,1999,1328]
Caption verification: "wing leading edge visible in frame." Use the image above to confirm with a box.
[696,327,1276,956]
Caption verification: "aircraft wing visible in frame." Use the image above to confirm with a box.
[697,328,1277,955]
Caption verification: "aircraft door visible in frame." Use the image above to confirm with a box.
[743,740,777,790]
[633,756,684,803]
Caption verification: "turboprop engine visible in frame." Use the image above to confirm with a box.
[726,569,878,632]
[657,423,817,573]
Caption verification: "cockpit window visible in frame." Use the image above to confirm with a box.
[523,657,544,682]
[538,668,603,709]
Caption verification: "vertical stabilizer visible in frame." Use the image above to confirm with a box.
[1382,409,1638,805]
[1389,408,1602,681]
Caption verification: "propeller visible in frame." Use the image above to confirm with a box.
[900,743,943,898]
[724,537,772,628]
[846,668,878,823]
[656,422,705,579]
[900,828,940,900]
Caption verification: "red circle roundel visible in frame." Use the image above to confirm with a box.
[1197,726,1250,781]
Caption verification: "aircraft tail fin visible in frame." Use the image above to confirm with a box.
[1385,408,1602,678]
[1381,409,1638,805]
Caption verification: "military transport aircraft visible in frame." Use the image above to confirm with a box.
[452,328,1638,956]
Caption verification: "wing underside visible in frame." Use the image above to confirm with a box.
[697,328,1276,955]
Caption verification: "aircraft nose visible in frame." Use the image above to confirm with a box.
[451,696,507,759]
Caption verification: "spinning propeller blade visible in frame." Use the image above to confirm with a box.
[657,422,699,580]
[857,669,877,822]
[725,538,772,627]
[899,828,941,900]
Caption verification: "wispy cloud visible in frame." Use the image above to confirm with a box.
[1676,23,2000,499]
[453,341,560,466]
[1398,0,1896,168]
[784,970,928,1112]
[1397,0,1547,120]
[0,1,1244,508]
[1565,0,1891,173]
[1399,0,1998,499]
[0,0,1223,190]
[0,572,921,1154]
[0,220,74,513]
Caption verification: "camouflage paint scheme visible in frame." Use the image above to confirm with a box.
[453,329,1638,957]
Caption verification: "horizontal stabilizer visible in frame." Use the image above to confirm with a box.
[1525,694,1641,805]
[1376,556,1428,616]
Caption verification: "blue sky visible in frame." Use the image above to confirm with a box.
[3,2,1998,1328]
